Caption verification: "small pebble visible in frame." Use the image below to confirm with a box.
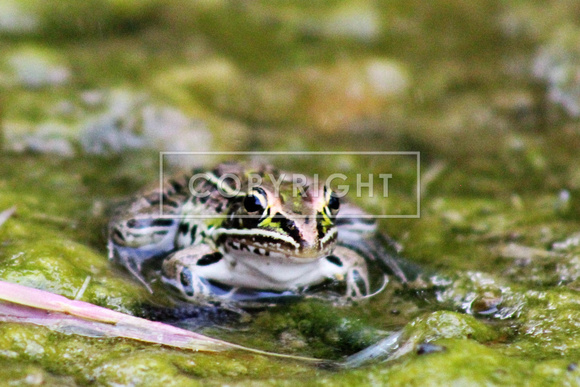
[417,343,446,355]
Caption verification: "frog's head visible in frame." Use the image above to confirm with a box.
[217,182,340,261]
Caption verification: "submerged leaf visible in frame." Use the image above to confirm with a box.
[0,280,231,351]
[0,280,324,362]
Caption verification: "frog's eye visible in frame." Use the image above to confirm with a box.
[244,188,267,213]
[244,195,264,212]
[328,193,339,212]
[324,186,340,216]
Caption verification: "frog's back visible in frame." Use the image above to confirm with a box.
[107,173,192,276]
[107,163,256,272]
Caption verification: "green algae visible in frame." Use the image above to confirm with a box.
[233,300,384,360]
[0,322,317,385]
[1,0,580,385]
[0,218,150,314]
[316,339,580,387]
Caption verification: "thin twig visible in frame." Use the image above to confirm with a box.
[0,206,16,229]
[74,276,92,300]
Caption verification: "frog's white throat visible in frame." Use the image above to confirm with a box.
[213,250,340,290]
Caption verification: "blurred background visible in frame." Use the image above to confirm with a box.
[2,0,578,156]
[2,0,580,384]
[2,0,580,267]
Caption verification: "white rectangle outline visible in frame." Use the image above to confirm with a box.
[159,151,420,219]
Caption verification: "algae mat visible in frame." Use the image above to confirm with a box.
[1,0,580,385]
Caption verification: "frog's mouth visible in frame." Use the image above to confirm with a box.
[215,228,337,261]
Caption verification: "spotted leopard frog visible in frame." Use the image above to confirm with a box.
[108,162,391,303]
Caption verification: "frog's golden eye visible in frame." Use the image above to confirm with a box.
[244,187,267,213]
[324,186,340,217]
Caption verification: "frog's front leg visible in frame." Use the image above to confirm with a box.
[161,244,234,301]
[322,245,376,299]
[108,215,179,293]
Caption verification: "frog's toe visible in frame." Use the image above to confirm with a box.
[178,267,212,298]
[346,267,371,299]
[162,249,231,300]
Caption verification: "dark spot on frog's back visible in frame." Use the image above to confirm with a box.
[178,223,189,235]
[159,192,180,208]
[147,198,160,206]
[170,178,186,192]
[126,218,156,229]
[197,252,223,266]
[190,225,198,241]
[326,255,343,267]
[151,219,175,227]
[128,218,174,228]
[145,192,180,208]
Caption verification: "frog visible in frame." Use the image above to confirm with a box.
[108,162,393,304]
